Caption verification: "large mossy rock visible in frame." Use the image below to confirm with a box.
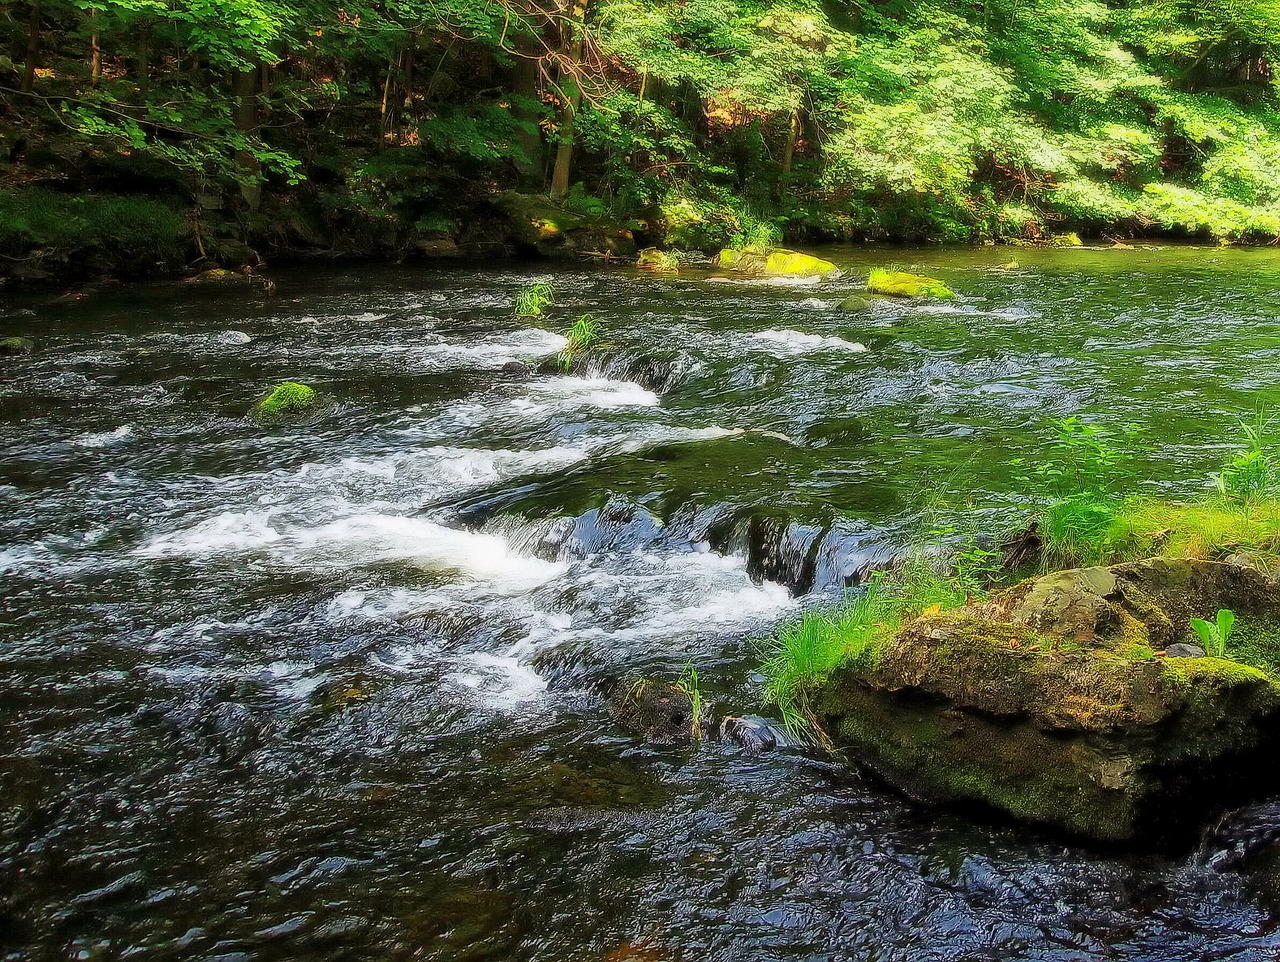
[866,269,955,298]
[715,247,838,278]
[494,191,636,260]
[814,558,1280,842]
[252,381,319,426]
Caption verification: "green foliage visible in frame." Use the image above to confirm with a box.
[558,314,600,372]
[1216,408,1279,503]
[1014,416,1139,501]
[1013,416,1142,566]
[11,0,1280,270]
[1191,609,1236,658]
[0,189,184,269]
[513,282,556,318]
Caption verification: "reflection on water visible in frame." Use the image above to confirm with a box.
[3,246,1280,959]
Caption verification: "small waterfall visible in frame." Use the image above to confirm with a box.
[577,346,704,395]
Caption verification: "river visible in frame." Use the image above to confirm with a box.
[3,246,1280,959]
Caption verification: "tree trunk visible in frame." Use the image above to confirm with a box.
[21,3,41,94]
[549,0,587,199]
[781,106,801,176]
[511,35,544,188]
[135,25,150,90]
[89,8,102,85]
[233,65,263,210]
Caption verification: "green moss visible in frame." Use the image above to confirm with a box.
[253,381,318,425]
[1224,617,1280,677]
[0,189,185,274]
[716,247,837,277]
[0,336,35,355]
[866,268,955,299]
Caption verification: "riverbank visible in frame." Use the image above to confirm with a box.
[2,181,1277,293]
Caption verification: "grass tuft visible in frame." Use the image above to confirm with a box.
[557,313,600,373]
[760,560,974,735]
[513,281,556,318]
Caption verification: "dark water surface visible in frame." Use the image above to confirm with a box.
[4,246,1280,960]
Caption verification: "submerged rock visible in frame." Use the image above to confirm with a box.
[0,336,35,355]
[715,247,838,278]
[814,557,1280,842]
[613,679,703,743]
[185,267,276,295]
[837,294,872,313]
[252,380,319,426]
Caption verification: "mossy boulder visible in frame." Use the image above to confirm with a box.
[252,381,319,425]
[0,336,35,355]
[814,558,1280,842]
[866,269,955,299]
[636,247,679,274]
[837,294,873,313]
[494,191,636,260]
[715,247,838,278]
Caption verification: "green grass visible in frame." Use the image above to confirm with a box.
[513,281,556,318]
[866,268,955,299]
[760,561,974,735]
[1216,407,1278,504]
[557,313,600,373]
[673,663,705,740]
[1037,496,1280,570]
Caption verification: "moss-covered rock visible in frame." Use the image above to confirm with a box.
[837,294,873,312]
[0,336,35,355]
[866,268,955,298]
[813,557,1280,841]
[636,247,679,274]
[252,381,319,425]
[494,191,636,260]
[715,247,838,278]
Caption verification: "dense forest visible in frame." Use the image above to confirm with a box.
[2,0,1279,281]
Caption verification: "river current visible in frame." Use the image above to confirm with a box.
[3,247,1280,960]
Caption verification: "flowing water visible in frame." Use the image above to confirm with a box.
[4,246,1280,961]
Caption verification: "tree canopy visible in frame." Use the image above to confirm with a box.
[2,0,1280,264]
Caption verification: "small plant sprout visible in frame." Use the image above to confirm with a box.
[674,662,704,739]
[557,313,600,373]
[1190,609,1235,658]
[513,281,556,318]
